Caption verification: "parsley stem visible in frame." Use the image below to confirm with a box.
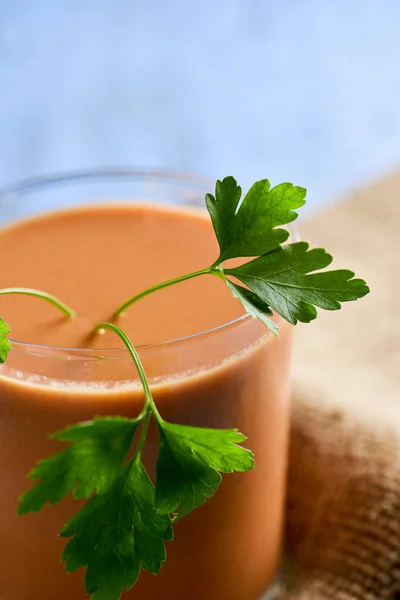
[135,409,151,462]
[112,267,219,317]
[0,287,76,318]
[93,322,162,424]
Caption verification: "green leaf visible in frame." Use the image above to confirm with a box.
[226,242,370,325]
[61,461,173,600]
[0,317,11,363]
[225,279,279,336]
[206,177,306,262]
[18,417,140,514]
[155,422,254,519]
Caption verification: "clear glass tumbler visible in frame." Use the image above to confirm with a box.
[0,169,293,600]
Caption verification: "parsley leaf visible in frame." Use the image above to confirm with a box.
[61,461,173,600]
[0,317,11,363]
[225,241,369,325]
[18,417,140,514]
[225,279,279,336]
[205,177,306,262]
[155,422,254,519]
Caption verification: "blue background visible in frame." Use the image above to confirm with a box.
[1,1,399,211]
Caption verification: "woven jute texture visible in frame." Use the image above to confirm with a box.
[277,171,400,599]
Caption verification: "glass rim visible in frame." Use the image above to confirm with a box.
[1,167,260,358]
[0,166,214,196]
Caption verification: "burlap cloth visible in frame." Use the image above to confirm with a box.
[274,171,400,599]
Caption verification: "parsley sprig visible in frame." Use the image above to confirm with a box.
[18,323,253,599]
[113,177,369,330]
[0,175,370,600]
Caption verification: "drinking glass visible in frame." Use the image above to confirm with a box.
[0,169,293,600]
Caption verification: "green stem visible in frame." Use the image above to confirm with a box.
[134,409,151,462]
[0,287,76,318]
[94,322,164,462]
[112,267,219,317]
[93,322,162,424]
